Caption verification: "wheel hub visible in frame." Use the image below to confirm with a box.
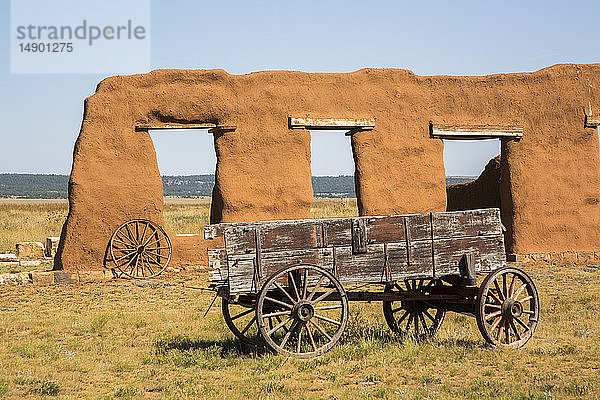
[136,245,145,254]
[293,301,315,322]
[502,298,523,319]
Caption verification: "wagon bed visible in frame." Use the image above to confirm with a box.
[205,208,505,294]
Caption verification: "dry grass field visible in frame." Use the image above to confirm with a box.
[0,198,599,399]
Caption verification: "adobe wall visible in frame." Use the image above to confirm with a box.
[55,65,600,270]
[446,155,502,212]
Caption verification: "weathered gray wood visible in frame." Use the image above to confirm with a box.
[335,245,386,285]
[323,219,352,246]
[261,248,334,282]
[227,256,256,294]
[207,248,227,282]
[289,117,375,130]
[365,215,405,243]
[207,208,506,294]
[430,123,523,140]
[387,241,434,280]
[260,221,319,252]
[432,209,502,239]
[352,218,368,254]
[433,235,505,277]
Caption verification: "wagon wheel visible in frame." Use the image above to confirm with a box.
[382,279,446,340]
[256,264,349,358]
[476,267,539,348]
[109,219,172,279]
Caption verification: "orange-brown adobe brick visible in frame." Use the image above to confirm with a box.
[54,64,600,270]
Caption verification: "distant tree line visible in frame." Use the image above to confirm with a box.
[0,174,475,199]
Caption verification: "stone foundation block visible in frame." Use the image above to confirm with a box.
[53,271,79,285]
[31,271,54,285]
[0,253,17,262]
[16,242,45,260]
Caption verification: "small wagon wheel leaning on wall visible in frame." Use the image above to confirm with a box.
[476,267,539,348]
[256,264,349,358]
[108,219,172,279]
[382,279,446,340]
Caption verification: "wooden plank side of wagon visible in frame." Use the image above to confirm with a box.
[431,208,506,277]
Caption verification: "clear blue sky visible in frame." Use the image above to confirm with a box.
[1,0,599,176]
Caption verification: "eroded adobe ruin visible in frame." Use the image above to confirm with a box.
[55,64,600,270]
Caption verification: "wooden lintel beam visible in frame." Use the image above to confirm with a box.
[208,125,237,133]
[585,114,600,128]
[430,123,523,140]
[135,123,236,133]
[289,117,375,131]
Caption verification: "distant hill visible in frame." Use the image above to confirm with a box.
[0,174,476,199]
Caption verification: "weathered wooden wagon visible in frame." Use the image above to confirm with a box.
[203,208,539,358]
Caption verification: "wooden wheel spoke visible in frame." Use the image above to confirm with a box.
[487,291,502,305]
[279,321,297,348]
[261,310,291,318]
[512,283,527,300]
[494,279,505,301]
[125,224,138,245]
[518,295,533,303]
[113,250,136,263]
[231,308,254,321]
[509,274,516,298]
[139,222,148,247]
[485,310,502,320]
[414,312,420,335]
[240,316,256,335]
[422,309,435,322]
[496,319,504,342]
[407,313,416,332]
[307,325,317,351]
[142,234,161,248]
[264,296,293,309]
[313,313,342,326]
[489,315,502,332]
[113,237,135,249]
[396,310,409,327]
[308,319,332,341]
[274,282,296,305]
[484,303,501,309]
[307,275,325,302]
[314,304,342,311]
[145,250,169,259]
[393,282,404,292]
[510,320,521,340]
[514,316,529,330]
[302,268,308,299]
[419,313,428,332]
[311,288,336,305]
[141,253,154,276]
[288,272,300,301]
[297,325,303,353]
[267,317,292,336]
